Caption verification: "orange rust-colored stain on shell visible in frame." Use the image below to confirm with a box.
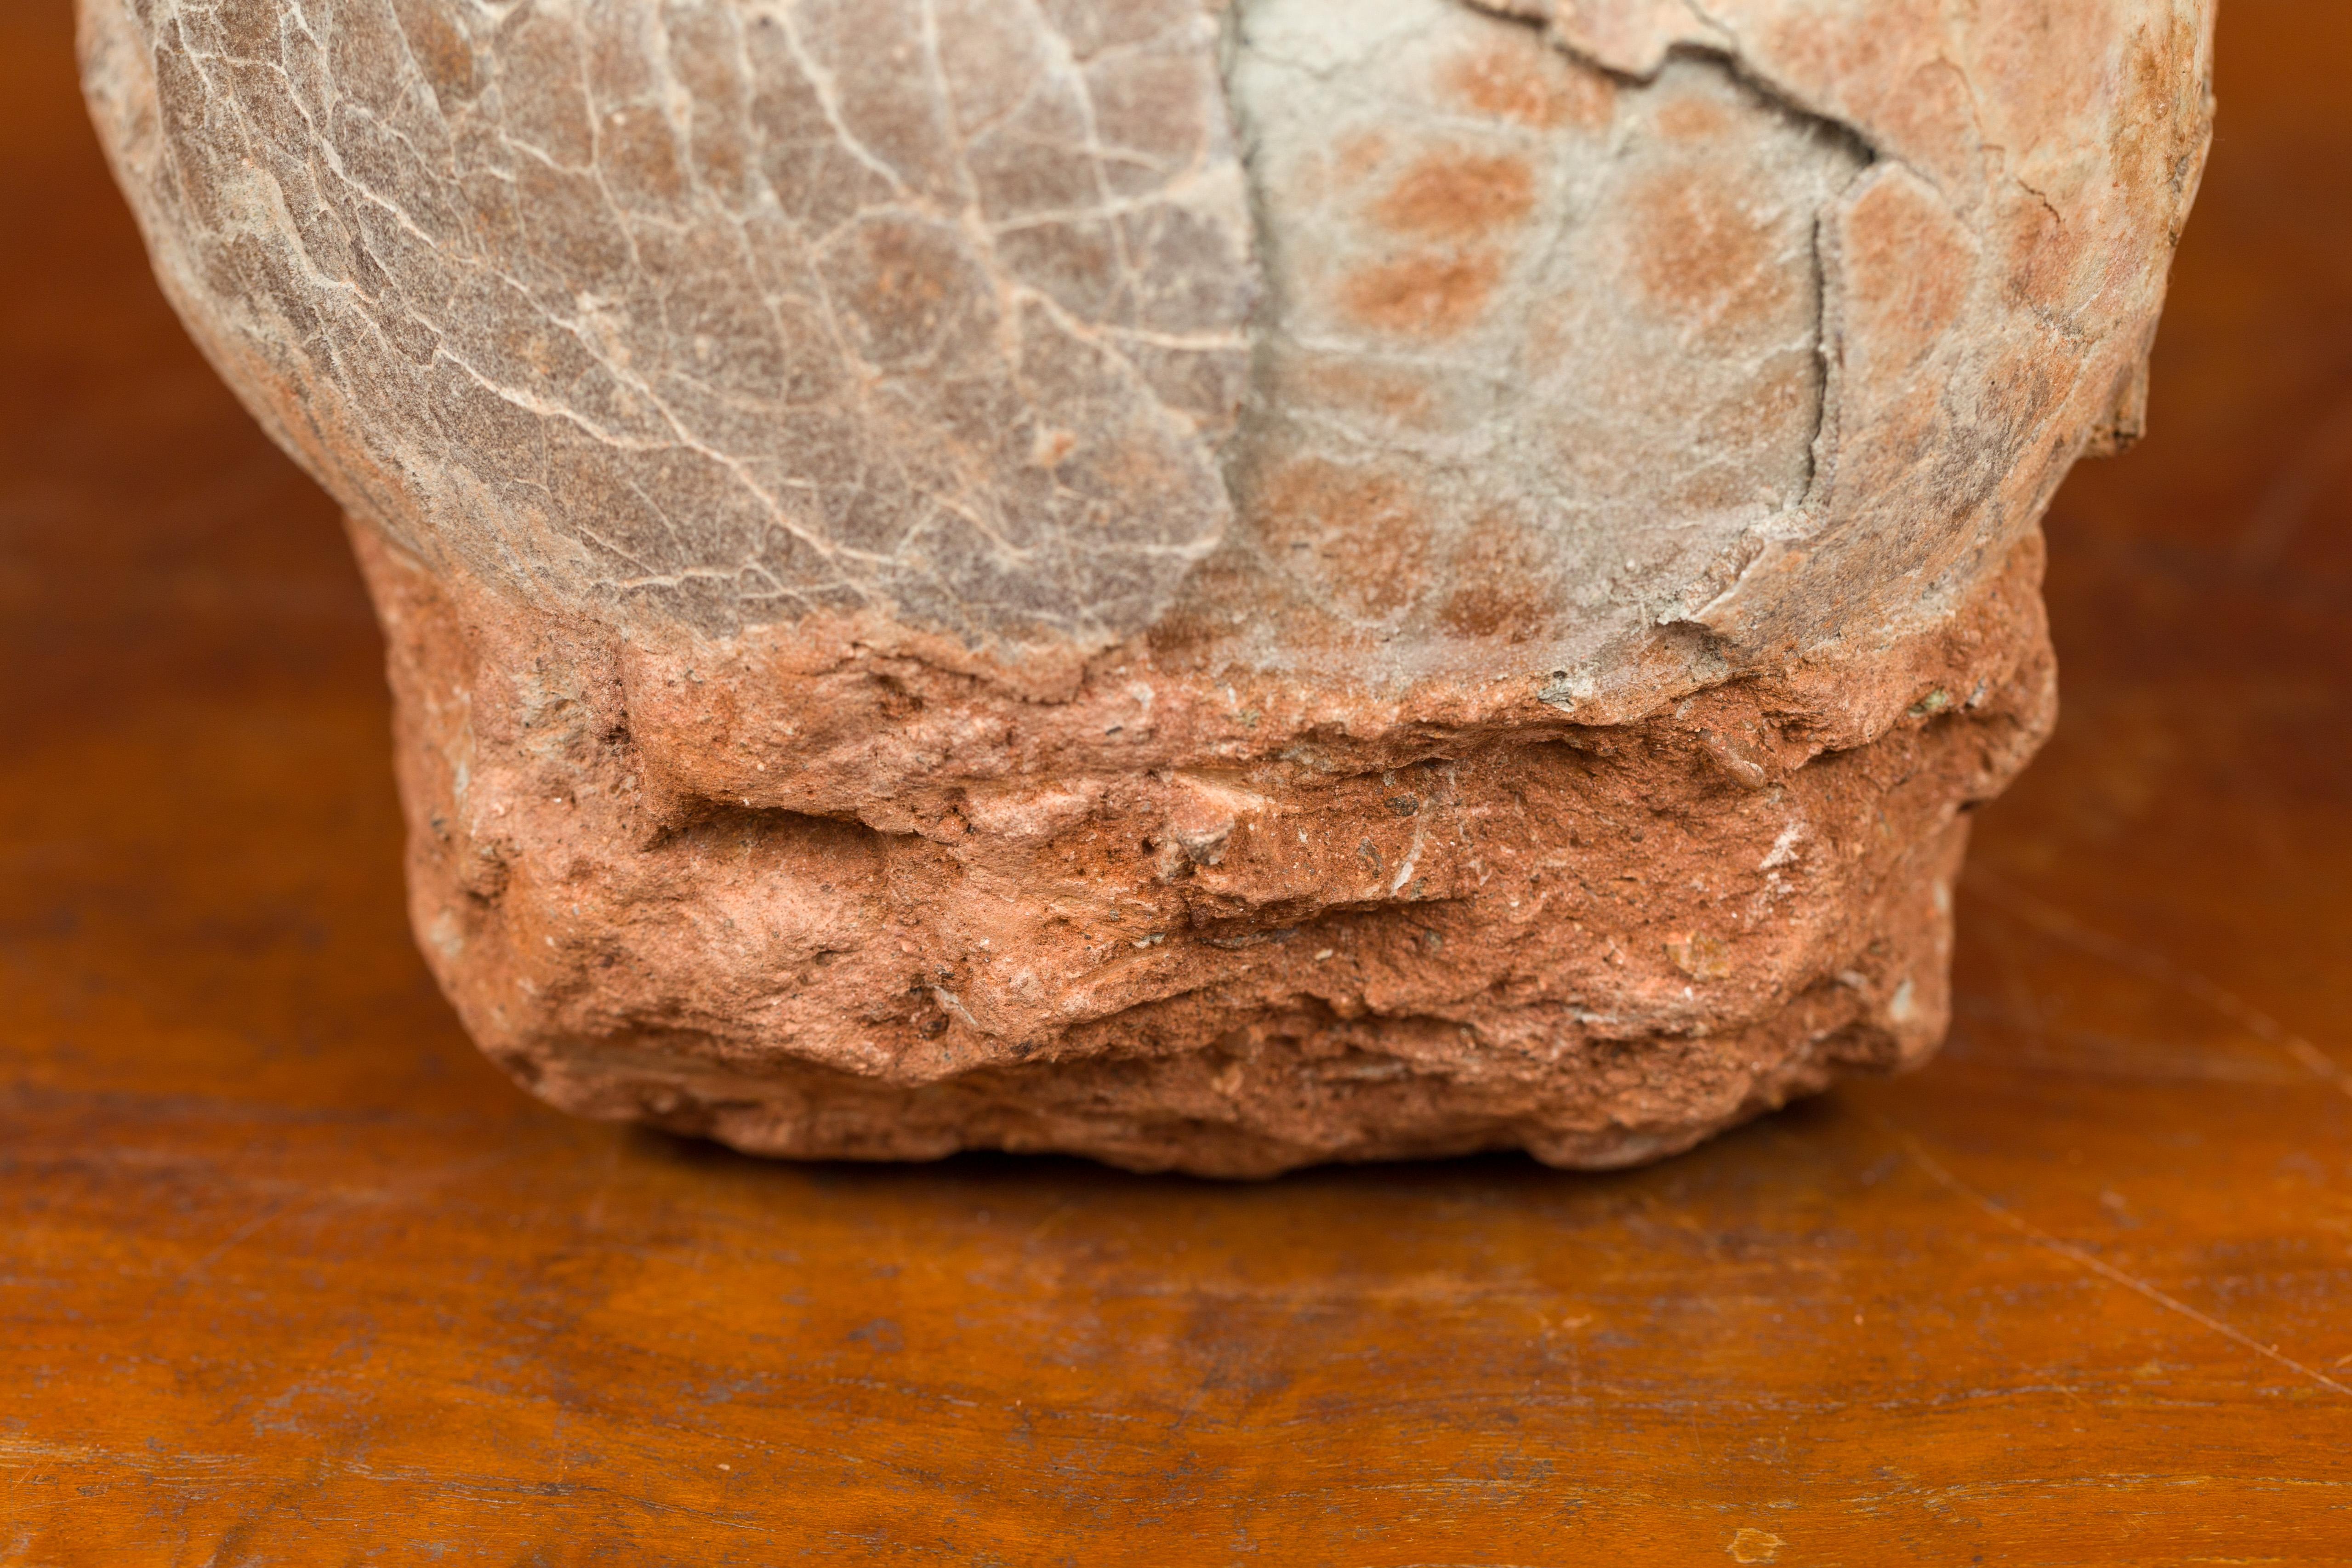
[1276,354,1440,428]
[1340,249,1503,339]
[1656,96,1733,141]
[1838,177,1975,376]
[1252,456,1432,617]
[1334,130,1391,187]
[1440,41,1614,130]
[1629,165,1793,328]
[1370,150,1538,241]
[1436,511,1560,640]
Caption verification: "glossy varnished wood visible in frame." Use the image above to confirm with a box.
[5,6,2350,1561]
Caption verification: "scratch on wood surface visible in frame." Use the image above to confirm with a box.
[156,1147,526,1294]
[1865,1111,2352,1398]
[1965,867,2352,1102]
[164,1199,291,1291]
[2236,388,2352,570]
[1947,998,2314,1083]
[1840,1471,2352,1508]
[0,1440,777,1534]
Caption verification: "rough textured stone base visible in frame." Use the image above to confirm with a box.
[361,521,2051,1175]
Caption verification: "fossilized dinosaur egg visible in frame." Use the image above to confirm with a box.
[83,0,2213,1172]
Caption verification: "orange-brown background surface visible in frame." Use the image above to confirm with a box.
[5,3,2349,1562]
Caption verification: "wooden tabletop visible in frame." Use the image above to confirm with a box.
[6,5,2351,1562]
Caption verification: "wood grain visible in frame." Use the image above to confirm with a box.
[4,3,2350,1562]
